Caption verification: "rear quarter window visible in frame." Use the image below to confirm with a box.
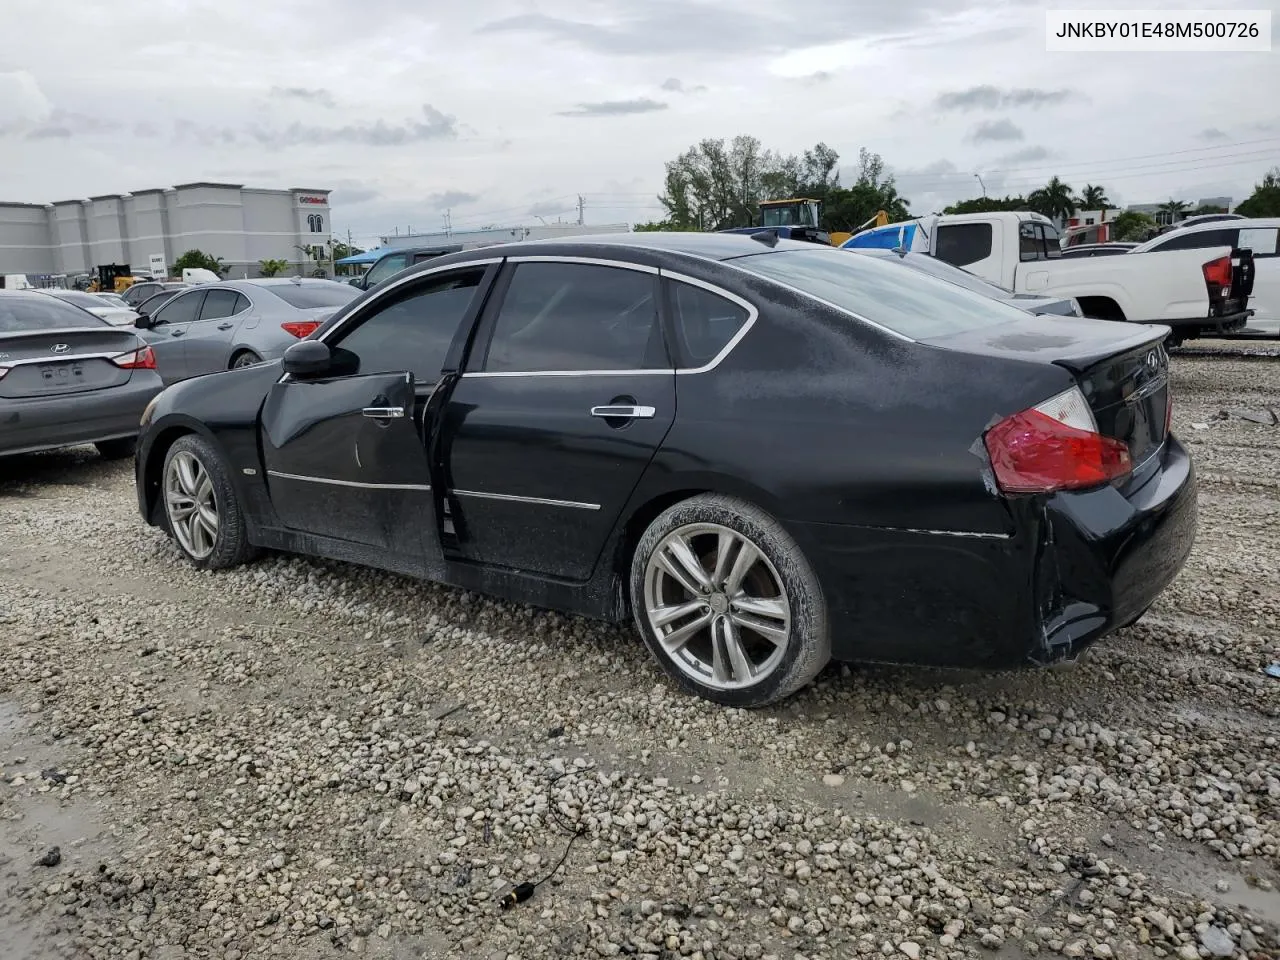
[934,223,993,267]
[265,284,360,309]
[731,248,1032,340]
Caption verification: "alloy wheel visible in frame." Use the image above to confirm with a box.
[233,353,260,368]
[164,450,219,559]
[643,522,791,691]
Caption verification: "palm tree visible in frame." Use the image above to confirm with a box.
[1076,184,1111,211]
[257,258,289,277]
[1158,198,1189,226]
[1029,176,1075,223]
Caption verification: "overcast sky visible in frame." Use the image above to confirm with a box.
[1,0,1277,246]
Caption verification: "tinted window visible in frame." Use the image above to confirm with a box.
[264,283,359,309]
[732,248,1032,339]
[364,254,409,287]
[331,270,483,383]
[0,295,109,332]
[482,262,663,373]
[934,223,992,267]
[1238,227,1278,257]
[1038,224,1062,258]
[669,281,750,366]
[138,291,179,314]
[122,283,157,306]
[1154,228,1237,252]
[153,291,204,325]
[199,289,244,320]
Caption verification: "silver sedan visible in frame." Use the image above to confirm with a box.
[134,278,360,384]
[38,289,140,326]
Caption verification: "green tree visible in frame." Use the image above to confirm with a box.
[257,258,289,277]
[632,220,677,232]
[1234,168,1280,218]
[172,249,228,277]
[1110,210,1158,242]
[1158,198,1189,221]
[1075,184,1111,211]
[1027,176,1075,222]
[943,195,1029,215]
[332,240,365,260]
[654,137,906,233]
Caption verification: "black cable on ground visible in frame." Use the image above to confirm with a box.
[500,768,588,910]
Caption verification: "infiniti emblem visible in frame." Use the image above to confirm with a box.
[1145,349,1159,372]
[50,343,69,354]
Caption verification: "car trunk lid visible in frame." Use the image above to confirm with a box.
[0,326,141,399]
[925,315,1171,467]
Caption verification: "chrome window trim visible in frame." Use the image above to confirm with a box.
[452,488,601,511]
[719,254,916,343]
[460,258,756,379]
[266,469,430,492]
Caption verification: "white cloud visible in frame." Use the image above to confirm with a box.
[0,0,1276,244]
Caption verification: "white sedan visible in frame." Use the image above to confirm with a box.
[37,289,140,326]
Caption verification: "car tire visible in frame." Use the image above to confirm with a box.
[161,434,256,570]
[95,437,136,460]
[230,350,262,369]
[630,493,830,708]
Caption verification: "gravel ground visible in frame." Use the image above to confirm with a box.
[1,344,1278,960]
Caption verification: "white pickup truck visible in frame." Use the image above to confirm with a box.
[843,211,1255,344]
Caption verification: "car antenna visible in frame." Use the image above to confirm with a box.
[749,230,779,247]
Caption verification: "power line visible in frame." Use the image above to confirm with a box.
[969,136,1280,177]
[896,154,1277,191]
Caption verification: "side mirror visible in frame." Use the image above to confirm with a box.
[134,313,153,329]
[348,277,365,288]
[281,339,332,377]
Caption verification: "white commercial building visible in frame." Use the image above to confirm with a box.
[0,182,332,280]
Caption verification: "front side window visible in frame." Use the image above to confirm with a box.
[364,254,409,288]
[934,223,993,267]
[731,247,1033,340]
[1019,223,1042,261]
[1038,223,1063,258]
[668,280,750,367]
[329,269,484,383]
[198,289,244,321]
[480,262,664,373]
[153,290,205,325]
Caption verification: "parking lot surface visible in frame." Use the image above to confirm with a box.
[2,345,1278,960]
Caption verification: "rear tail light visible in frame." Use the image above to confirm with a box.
[111,345,157,370]
[984,386,1132,494]
[1202,255,1232,297]
[281,320,321,339]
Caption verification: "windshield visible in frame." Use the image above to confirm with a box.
[263,283,360,310]
[0,295,108,332]
[854,250,1013,296]
[731,248,1032,339]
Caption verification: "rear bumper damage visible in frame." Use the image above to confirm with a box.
[1029,434,1197,663]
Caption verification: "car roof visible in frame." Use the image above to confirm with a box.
[214,278,346,291]
[523,230,825,260]
[1159,216,1279,234]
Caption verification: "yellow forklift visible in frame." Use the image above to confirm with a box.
[87,264,137,294]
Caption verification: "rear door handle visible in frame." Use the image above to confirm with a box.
[217,322,233,331]
[591,405,656,419]
[171,328,185,337]
[362,406,405,419]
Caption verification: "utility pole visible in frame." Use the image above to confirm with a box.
[576,195,585,225]
[974,173,987,198]
[444,209,452,236]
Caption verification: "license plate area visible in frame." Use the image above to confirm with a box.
[39,360,86,387]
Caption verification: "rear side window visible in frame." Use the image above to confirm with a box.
[0,296,108,332]
[667,280,750,367]
[731,248,1033,340]
[330,269,484,383]
[1153,228,1237,252]
[480,262,664,373]
[1238,227,1278,257]
[266,283,359,309]
[934,223,992,267]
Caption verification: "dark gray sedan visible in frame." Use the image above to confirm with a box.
[133,278,360,384]
[0,291,164,459]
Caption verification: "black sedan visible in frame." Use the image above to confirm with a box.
[1,291,164,459]
[134,233,1196,706]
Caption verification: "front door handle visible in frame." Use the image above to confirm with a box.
[170,328,185,337]
[217,322,233,331]
[591,405,656,419]
[362,406,405,419]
